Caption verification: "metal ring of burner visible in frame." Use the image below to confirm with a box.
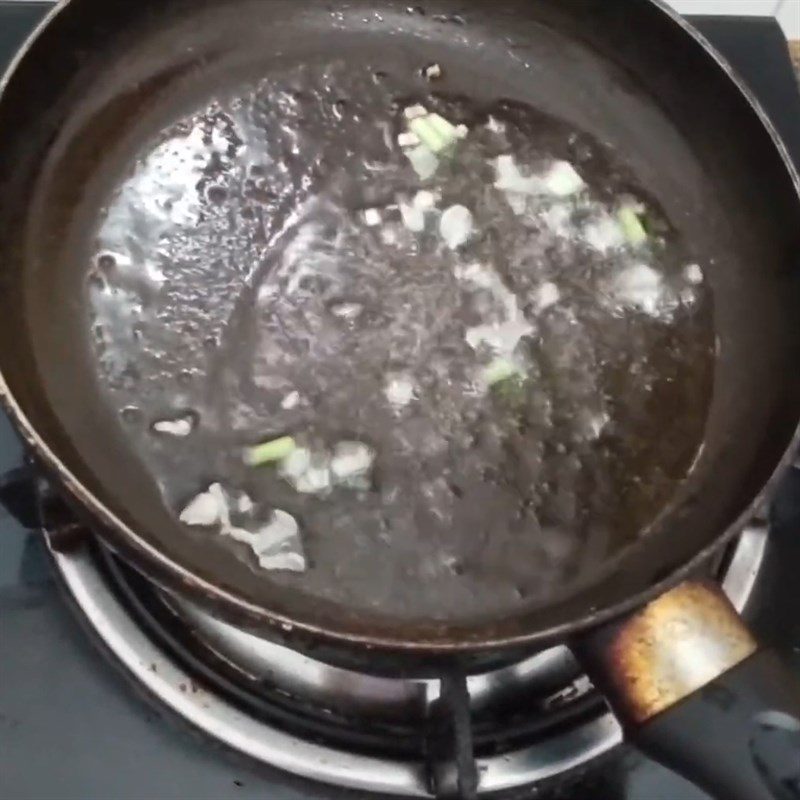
[48,524,768,796]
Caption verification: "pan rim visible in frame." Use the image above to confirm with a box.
[1,0,799,656]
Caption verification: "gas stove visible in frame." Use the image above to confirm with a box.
[1,7,799,800]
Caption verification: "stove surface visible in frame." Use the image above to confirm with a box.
[1,6,799,800]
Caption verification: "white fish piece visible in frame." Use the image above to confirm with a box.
[541,161,585,197]
[535,282,560,310]
[220,522,253,546]
[494,155,540,195]
[398,131,421,148]
[295,463,332,495]
[613,263,665,315]
[457,262,534,356]
[486,116,506,134]
[400,201,426,232]
[403,104,428,120]
[399,190,438,233]
[249,509,306,572]
[683,263,704,284]
[237,494,254,514]
[257,509,299,544]
[152,415,195,437]
[363,208,382,226]
[495,155,584,200]
[439,204,473,249]
[330,301,364,320]
[583,213,626,253]
[413,190,438,210]
[278,447,312,481]
[330,441,375,482]
[422,63,442,80]
[541,202,574,235]
[505,192,529,216]
[205,483,234,531]
[406,144,439,180]
[589,416,607,439]
[222,509,307,573]
[179,484,226,527]
[180,483,307,573]
[258,551,307,572]
[280,390,301,410]
[385,375,415,408]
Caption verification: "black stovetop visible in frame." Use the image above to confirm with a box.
[1,6,799,800]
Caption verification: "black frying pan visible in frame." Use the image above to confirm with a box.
[0,2,799,798]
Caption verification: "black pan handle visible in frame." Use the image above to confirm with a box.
[577,580,800,800]
[637,649,800,800]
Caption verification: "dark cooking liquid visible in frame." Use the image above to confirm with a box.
[86,59,714,621]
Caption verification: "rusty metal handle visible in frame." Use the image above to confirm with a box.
[576,580,800,800]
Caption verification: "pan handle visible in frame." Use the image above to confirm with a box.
[576,580,800,800]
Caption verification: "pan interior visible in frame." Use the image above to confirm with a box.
[4,0,798,641]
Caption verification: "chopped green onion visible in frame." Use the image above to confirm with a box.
[402,110,466,177]
[408,113,465,154]
[426,113,459,143]
[244,436,297,467]
[408,116,450,153]
[617,206,648,246]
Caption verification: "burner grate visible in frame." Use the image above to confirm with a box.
[45,517,767,797]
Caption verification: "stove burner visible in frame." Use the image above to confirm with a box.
[47,523,769,797]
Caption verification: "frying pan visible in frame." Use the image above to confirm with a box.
[0,1,799,798]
